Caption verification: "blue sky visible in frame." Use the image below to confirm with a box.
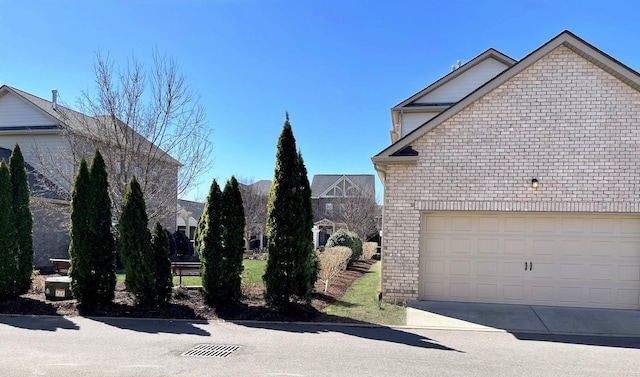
[1,0,639,201]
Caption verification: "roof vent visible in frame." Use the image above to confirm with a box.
[51,89,58,111]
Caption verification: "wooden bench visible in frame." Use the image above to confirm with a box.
[49,258,71,275]
[171,261,201,286]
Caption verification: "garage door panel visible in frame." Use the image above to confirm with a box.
[503,284,525,300]
[530,262,555,279]
[451,216,472,231]
[558,263,582,280]
[504,239,526,254]
[589,288,613,304]
[420,212,640,309]
[589,264,613,280]
[478,239,499,254]
[477,261,498,276]
[618,265,640,281]
[450,238,472,254]
[505,218,527,232]
[477,284,498,299]
[560,239,584,256]
[449,282,471,298]
[425,260,446,275]
[562,218,584,233]
[534,217,556,232]
[503,262,526,278]
[589,240,614,257]
[618,289,640,306]
[557,286,583,303]
[619,219,640,234]
[532,239,555,255]
[450,261,471,276]
[618,241,640,257]
[591,218,615,233]
[530,285,556,302]
[478,217,499,232]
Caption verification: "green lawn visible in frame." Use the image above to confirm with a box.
[115,259,405,326]
[116,259,267,286]
[324,261,406,326]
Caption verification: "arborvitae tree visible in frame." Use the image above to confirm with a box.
[220,176,246,302]
[197,179,224,304]
[119,177,157,306]
[297,152,317,291]
[69,159,95,304]
[263,113,314,306]
[10,144,33,294]
[88,150,116,305]
[0,162,18,299]
[151,221,173,304]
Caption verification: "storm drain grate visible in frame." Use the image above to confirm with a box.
[181,344,242,358]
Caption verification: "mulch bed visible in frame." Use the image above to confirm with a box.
[0,260,376,322]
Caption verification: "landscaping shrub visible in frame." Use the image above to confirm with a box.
[263,115,314,306]
[174,231,194,256]
[165,230,177,256]
[119,177,157,306]
[10,144,33,295]
[69,151,116,307]
[0,162,18,299]
[325,229,362,266]
[151,222,173,304]
[197,179,224,304]
[362,242,378,260]
[317,246,352,293]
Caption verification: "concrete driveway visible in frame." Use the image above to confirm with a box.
[407,301,640,336]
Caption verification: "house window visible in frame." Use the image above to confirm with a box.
[177,226,186,235]
[325,203,333,216]
[189,226,196,240]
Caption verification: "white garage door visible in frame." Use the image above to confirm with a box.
[420,212,640,309]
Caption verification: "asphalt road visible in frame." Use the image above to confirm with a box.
[0,315,638,377]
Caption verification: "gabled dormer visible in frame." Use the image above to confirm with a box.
[311,174,375,199]
[390,49,516,143]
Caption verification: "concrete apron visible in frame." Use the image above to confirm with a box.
[406,301,640,337]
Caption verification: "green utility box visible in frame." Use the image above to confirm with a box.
[44,276,73,301]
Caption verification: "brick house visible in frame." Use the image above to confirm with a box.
[310,174,376,247]
[372,31,640,310]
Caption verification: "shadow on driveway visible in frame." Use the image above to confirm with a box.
[0,314,79,331]
[407,301,640,349]
[89,316,211,336]
[236,319,462,352]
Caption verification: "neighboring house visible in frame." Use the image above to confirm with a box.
[310,174,376,247]
[372,30,640,310]
[239,180,271,250]
[0,85,180,267]
[176,199,204,241]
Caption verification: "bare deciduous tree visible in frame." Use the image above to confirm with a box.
[238,179,269,251]
[334,191,379,242]
[36,50,211,226]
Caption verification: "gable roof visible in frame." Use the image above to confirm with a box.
[0,85,181,166]
[177,199,205,221]
[392,48,516,109]
[310,174,375,199]
[374,30,640,165]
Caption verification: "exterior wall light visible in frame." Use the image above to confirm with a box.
[531,178,539,189]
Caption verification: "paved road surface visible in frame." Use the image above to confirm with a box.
[0,315,638,377]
